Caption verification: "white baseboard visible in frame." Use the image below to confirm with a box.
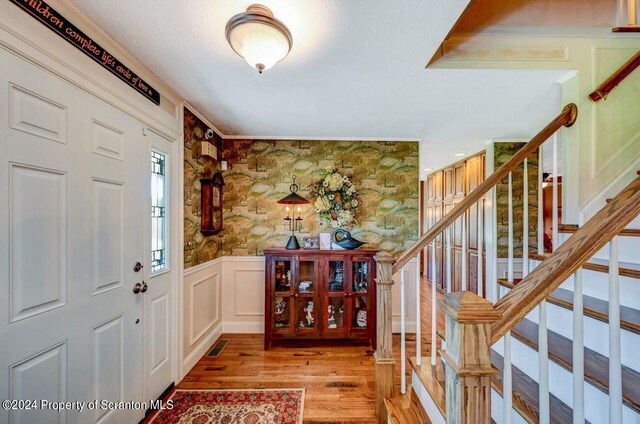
[182,321,223,376]
[223,321,264,334]
[392,321,416,334]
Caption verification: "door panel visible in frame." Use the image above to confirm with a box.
[0,48,144,424]
[144,132,175,403]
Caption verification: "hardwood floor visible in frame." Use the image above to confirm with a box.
[157,275,440,424]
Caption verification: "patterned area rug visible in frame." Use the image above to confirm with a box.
[148,389,305,424]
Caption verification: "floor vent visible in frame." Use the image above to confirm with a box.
[207,339,229,357]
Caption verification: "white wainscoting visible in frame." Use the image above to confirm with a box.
[182,259,223,376]
[221,256,266,334]
[181,254,418,375]
[218,256,417,334]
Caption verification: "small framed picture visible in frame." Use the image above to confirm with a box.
[319,233,332,250]
[302,236,319,250]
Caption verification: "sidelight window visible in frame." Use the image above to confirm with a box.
[151,150,167,273]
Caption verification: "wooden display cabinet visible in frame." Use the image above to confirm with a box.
[264,248,378,350]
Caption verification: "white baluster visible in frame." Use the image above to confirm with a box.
[538,147,544,255]
[400,266,406,394]
[609,238,622,423]
[508,172,514,284]
[446,225,452,293]
[462,210,468,291]
[504,172,514,424]
[523,159,529,276]
[416,254,422,366]
[431,239,437,366]
[477,198,484,297]
[552,133,559,251]
[503,331,513,424]
[539,301,550,424]
[573,268,585,424]
[493,187,498,303]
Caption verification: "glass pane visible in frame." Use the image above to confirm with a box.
[151,150,167,273]
[352,261,368,293]
[352,296,368,329]
[273,296,291,329]
[328,261,345,292]
[297,298,315,329]
[274,260,292,292]
[298,261,315,293]
[327,297,345,329]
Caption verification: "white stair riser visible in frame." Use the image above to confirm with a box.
[411,371,445,424]
[558,233,640,264]
[490,390,529,424]
[530,259,640,309]
[493,336,640,424]
[499,285,640,372]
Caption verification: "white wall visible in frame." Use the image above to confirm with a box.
[431,31,640,225]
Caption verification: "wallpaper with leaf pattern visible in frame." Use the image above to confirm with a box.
[183,109,420,268]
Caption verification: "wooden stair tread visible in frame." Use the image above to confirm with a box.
[497,279,640,334]
[408,357,446,418]
[491,350,588,424]
[510,318,640,413]
[530,252,640,279]
[559,223,640,237]
[385,390,432,424]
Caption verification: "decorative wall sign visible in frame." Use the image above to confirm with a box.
[10,0,161,105]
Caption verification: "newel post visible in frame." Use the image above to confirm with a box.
[374,251,395,424]
[439,291,502,424]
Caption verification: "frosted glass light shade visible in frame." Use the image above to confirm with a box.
[226,5,293,73]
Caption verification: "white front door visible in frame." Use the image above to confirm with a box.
[0,47,146,424]
[143,130,175,404]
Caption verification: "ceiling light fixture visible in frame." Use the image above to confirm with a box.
[454,152,467,157]
[225,4,293,74]
[424,168,432,172]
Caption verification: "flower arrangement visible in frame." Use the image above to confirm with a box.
[310,167,359,229]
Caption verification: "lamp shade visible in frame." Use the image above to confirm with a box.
[277,175,309,204]
[226,4,293,73]
[277,192,309,205]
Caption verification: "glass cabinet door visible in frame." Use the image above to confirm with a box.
[295,257,318,333]
[348,259,371,333]
[271,258,293,333]
[326,296,346,332]
[352,260,369,294]
[327,260,346,293]
[297,259,316,295]
[350,294,369,331]
[295,295,316,331]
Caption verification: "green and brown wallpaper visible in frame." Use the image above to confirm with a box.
[184,108,420,269]
[494,142,539,258]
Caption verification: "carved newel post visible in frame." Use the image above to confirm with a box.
[374,251,395,424]
[439,291,502,424]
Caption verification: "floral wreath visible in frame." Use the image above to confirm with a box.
[310,167,359,229]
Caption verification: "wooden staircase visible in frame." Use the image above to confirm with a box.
[385,389,432,424]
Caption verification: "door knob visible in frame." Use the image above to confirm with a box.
[133,262,144,272]
[133,283,143,294]
[141,282,148,293]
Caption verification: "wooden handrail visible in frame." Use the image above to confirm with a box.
[589,50,640,102]
[491,173,640,343]
[392,103,578,275]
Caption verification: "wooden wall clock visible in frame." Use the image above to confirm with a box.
[200,172,224,236]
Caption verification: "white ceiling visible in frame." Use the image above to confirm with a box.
[67,0,569,177]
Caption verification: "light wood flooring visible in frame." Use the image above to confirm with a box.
[168,277,439,424]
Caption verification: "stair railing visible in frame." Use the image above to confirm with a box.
[374,103,578,423]
[489,173,640,424]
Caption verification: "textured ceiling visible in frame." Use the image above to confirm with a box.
[67,0,568,175]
